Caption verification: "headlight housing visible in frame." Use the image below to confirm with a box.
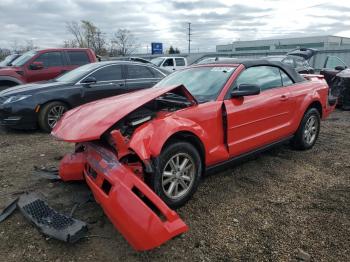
[2,95,32,104]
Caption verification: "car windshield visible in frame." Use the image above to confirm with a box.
[151,57,165,66]
[154,66,236,102]
[0,54,17,66]
[55,63,101,82]
[11,50,37,66]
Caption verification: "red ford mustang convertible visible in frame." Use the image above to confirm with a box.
[52,59,335,250]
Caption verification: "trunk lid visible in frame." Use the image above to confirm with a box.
[287,48,317,60]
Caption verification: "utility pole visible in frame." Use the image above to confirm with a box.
[188,22,192,54]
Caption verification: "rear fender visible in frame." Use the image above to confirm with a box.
[129,116,207,161]
[292,91,324,130]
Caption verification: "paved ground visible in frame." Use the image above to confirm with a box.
[0,110,349,261]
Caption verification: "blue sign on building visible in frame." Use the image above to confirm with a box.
[151,43,163,54]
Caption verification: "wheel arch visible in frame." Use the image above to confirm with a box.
[38,99,72,112]
[306,100,322,118]
[128,117,208,164]
[161,131,206,169]
[0,77,22,88]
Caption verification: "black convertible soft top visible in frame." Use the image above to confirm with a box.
[210,59,305,83]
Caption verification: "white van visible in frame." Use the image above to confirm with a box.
[150,57,187,72]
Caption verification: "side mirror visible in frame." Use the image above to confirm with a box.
[81,76,97,87]
[335,65,346,71]
[231,84,260,98]
[29,61,44,70]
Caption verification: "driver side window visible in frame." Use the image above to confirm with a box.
[233,66,282,92]
[163,58,174,67]
[33,52,64,68]
[89,65,122,82]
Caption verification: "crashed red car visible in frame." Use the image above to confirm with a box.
[52,59,335,250]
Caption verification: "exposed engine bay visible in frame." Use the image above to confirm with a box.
[108,91,192,139]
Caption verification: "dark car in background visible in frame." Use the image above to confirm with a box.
[0,48,97,91]
[264,48,316,74]
[0,54,21,68]
[320,56,349,110]
[0,61,167,132]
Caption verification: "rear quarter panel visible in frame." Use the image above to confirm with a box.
[288,78,329,132]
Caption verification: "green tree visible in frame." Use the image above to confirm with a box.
[168,46,175,54]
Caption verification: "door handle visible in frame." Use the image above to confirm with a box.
[280,95,288,101]
[118,83,125,87]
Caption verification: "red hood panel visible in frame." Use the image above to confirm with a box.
[52,85,194,142]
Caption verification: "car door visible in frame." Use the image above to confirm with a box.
[80,64,126,104]
[125,64,162,90]
[26,51,66,82]
[321,56,347,80]
[175,58,186,70]
[224,66,295,157]
[161,58,175,72]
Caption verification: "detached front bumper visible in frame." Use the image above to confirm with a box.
[59,143,188,251]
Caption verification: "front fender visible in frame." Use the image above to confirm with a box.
[129,116,208,160]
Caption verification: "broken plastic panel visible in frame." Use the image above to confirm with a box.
[59,143,188,250]
[17,193,87,243]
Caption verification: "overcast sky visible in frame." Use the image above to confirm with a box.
[1,0,350,53]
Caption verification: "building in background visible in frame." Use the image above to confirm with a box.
[216,35,350,70]
[216,35,350,53]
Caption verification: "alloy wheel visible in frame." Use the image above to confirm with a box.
[161,153,196,200]
[304,115,318,145]
[47,105,66,128]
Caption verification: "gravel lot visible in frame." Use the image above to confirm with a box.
[0,109,349,261]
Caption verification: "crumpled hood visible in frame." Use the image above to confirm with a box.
[52,85,196,142]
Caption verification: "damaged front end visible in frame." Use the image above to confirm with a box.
[59,143,188,250]
[53,85,196,250]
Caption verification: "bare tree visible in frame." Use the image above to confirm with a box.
[65,20,107,55]
[0,48,11,60]
[63,39,78,48]
[9,39,37,53]
[111,29,138,56]
[66,21,85,47]
[24,40,36,51]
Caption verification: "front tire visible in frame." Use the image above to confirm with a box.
[291,108,320,150]
[38,101,68,132]
[149,142,202,208]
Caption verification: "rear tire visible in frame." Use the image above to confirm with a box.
[38,101,68,133]
[291,108,320,150]
[148,142,202,208]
